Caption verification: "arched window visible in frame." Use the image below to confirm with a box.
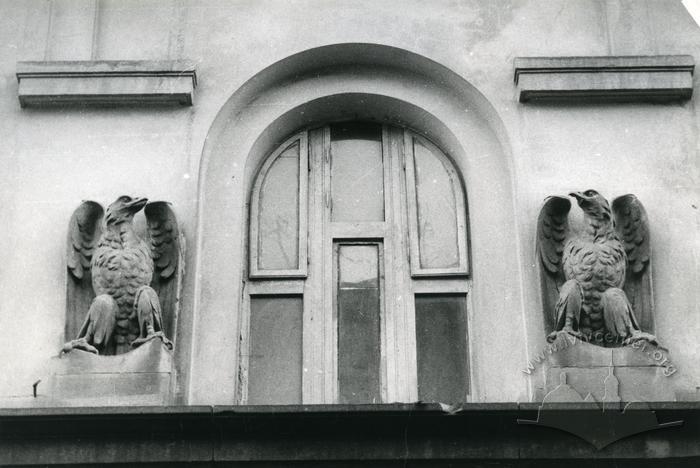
[242,122,470,405]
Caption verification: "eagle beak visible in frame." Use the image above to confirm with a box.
[126,197,148,212]
[569,192,584,201]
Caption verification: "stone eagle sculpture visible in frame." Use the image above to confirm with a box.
[63,196,181,355]
[537,190,656,346]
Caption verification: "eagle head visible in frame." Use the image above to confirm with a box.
[105,195,148,225]
[569,189,612,221]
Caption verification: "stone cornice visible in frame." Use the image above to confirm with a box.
[514,55,694,103]
[1,403,698,465]
[16,60,197,107]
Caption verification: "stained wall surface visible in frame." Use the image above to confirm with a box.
[0,0,698,405]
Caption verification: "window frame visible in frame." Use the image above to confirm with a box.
[242,123,472,405]
[248,132,309,279]
[333,240,387,404]
[404,132,470,277]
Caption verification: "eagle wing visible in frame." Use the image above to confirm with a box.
[145,201,183,341]
[536,196,571,334]
[66,201,104,340]
[612,194,653,333]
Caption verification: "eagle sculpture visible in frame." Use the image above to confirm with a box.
[537,190,657,346]
[62,196,181,355]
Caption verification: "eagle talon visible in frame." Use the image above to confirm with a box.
[547,328,583,344]
[624,331,660,348]
[62,338,99,355]
[131,331,173,350]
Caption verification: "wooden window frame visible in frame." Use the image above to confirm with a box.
[333,240,387,404]
[248,132,308,279]
[404,132,470,277]
[242,124,472,405]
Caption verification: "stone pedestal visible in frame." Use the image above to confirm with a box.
[44,339,174,406]
[538,335,676,403]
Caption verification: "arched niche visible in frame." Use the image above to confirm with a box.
[191,43,525,404]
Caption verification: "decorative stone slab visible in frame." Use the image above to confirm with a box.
[539,338,677,403]
[545,367,611,402]
[546,335,670,368]
[514,55,694,103]
[16,60,197,107]
[615,366,677,401]
[545,367,676,402]
[45,339,173,407]
[546,334,614,367]
[612,343,672,367]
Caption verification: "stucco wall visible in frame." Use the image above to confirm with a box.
[0,0,698,404]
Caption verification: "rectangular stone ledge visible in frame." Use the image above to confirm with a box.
[2,403,700,466]
[16,60,197,107]
[514,55,694,103]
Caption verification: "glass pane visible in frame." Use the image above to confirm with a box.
[258,142,300,270]
[413,139,460,269]
[415,295,468,402]
[248,296,303,404]
[330,123,384,222]
[337,244,382,403]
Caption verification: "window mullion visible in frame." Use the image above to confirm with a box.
[321,125,337,403]
[383,125,418,403]
[303,126,329,404]
[237,281,251,404]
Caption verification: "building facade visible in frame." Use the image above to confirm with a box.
[1,0,700,465]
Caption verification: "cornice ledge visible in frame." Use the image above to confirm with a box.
[1,403,699,465]
[16,60,197,108]
[513,55,694,103]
